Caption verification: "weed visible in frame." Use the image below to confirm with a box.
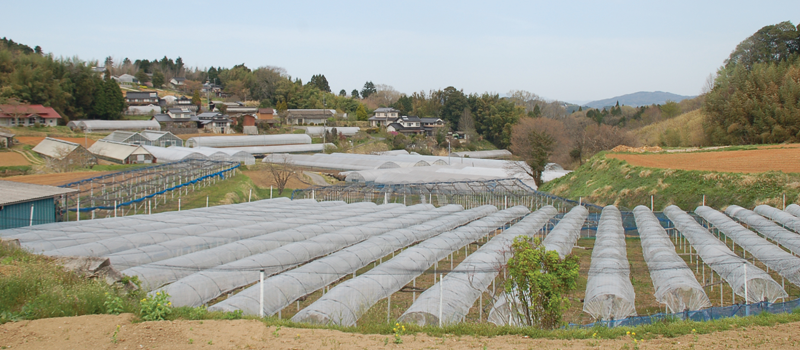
[273,325,281,337]
[188,338,193,344]
[139,292,172,321]
[208,340,213,345]
[111,325,120,343]
[392,322,405,344]
[104,293,125,315]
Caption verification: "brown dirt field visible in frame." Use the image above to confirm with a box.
[241,166,312,190]
[0,152,31,166]
[2,313,799,349]
[608,146,800,173]
[15,136,96,147]
[4,171,109,186]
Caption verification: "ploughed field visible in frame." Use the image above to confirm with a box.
[607,144,800,173]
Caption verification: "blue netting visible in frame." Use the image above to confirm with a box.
[574,298,800,328]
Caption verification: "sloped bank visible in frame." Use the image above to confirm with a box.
[539,153,800,210]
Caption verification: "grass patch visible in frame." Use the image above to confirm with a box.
[540,153,800,210]
[0,243,139,324]
[0,165,31,177]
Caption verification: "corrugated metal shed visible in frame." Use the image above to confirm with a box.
[0,180,76,229]
[32,137,81,160]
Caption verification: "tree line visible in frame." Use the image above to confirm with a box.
[0,41,125,122]
[704,21,800,145]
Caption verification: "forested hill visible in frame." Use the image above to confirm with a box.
[585,91,694,108]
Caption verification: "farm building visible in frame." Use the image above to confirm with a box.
[185,134,311,148]
[0,104,62,127]
[142,145,207,163]
[127,104,162,115]
[32,138,97,169]
[0,130,14,147]
[0,180,75,229]
[286,109,336,125]
[88,140,154,164]
[102,131,183,147]
[67,120,161,132]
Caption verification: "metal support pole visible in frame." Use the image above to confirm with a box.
[438,273,443,327]
[259,269,265,318]
[29,203,34,226]
[178,198,181,211]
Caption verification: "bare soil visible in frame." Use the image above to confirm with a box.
[0,151,32,166]
[608,144,800,173]
[4,171,109,186]
[1,313,799,349]
[241,165,312,190]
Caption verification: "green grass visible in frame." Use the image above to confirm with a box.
[540,153,800,210]
[0,165,31,177]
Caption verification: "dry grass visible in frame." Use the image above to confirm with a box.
[633,109,707,147]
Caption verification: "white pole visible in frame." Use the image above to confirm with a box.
[249,189,252,202]
[114,200,117,218]
[650,195,654,211]
[387,294,391,323]
[743,262,748,303]
[438,273,443,327]
[76,197,80,222]
[206,196,209,207]
[148,200,151,215]
[259,269,265,318]
[29,203,34,226]
[178,198,181,211]
[703,195,706,206]
[270,186,273,199]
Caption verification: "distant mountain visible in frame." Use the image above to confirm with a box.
[584,91,694,109]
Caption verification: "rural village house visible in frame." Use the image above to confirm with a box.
[0,104,62,127]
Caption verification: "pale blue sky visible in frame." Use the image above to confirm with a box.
[4,1,799,102]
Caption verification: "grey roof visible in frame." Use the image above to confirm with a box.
[126,91,158,99]
[419,117,443,123]
[0,131,14,138]
[197,112,222,119]
[103,131,137,142]
[153,114,173,122]
[374,107,398,113]
[399,115,421,122]
[0,180,76,206]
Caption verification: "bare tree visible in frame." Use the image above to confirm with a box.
[509,118,564,187]
[458,108,477,139]
[264,153,298,195]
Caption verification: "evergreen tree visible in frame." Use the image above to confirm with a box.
[355,103,368,120]
[351,89,360,99]
[360,81,376,98]
[339,89,346,97]
[152,71,165,88]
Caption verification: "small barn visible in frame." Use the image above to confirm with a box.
[102,130,183,147]
[32,138,96,169]
[0,130,14,147]
[88,140,154,164]
[0,180,76,229]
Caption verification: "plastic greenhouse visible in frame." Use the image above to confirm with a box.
[290,206,530,326]
[664,205,787,303]
[634,206,711,313]
[185,134,311,148]
[583,206,636,320]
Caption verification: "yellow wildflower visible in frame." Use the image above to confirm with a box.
[626,331,630,335]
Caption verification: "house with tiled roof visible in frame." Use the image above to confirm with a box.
[368,107,400,127]
[0,104,62,127]
[386,115,424,135]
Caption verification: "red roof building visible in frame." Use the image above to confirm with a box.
[0,105,63,127]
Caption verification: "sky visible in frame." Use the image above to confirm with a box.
[4,1,799,103]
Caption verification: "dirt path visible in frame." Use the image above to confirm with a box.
[1,314,799,349]
[303,171,330,186]
[608,146,800,173]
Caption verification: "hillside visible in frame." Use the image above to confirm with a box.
[539,153,800,210]
[585,91,694,109]
[632,109,707,147]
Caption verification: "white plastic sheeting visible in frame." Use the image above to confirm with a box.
[451,150,513,159]
[398,206,558,326]
[753,205,800,234]
[231,144,334,154]
[583,206,636,320]
[166,146,256,165]
[157,204,455,307]
[185,134,311,148]
[124,203,399,290]
[634,206,710,313]
[785,204,800,218]
[696,206,800,288]
[12,198,307,252]
[67,119,161,132]
[726,205,800,255]
[664,205,787,303]
[487,204,589,326]
[142,145,207,163]
[209,205,501,316]
[0,198,294,241]
[291,206,530,326]
[108,202,364,270]
[304,126,360,137]
[541,205,590,259]
[39,201,338,256]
